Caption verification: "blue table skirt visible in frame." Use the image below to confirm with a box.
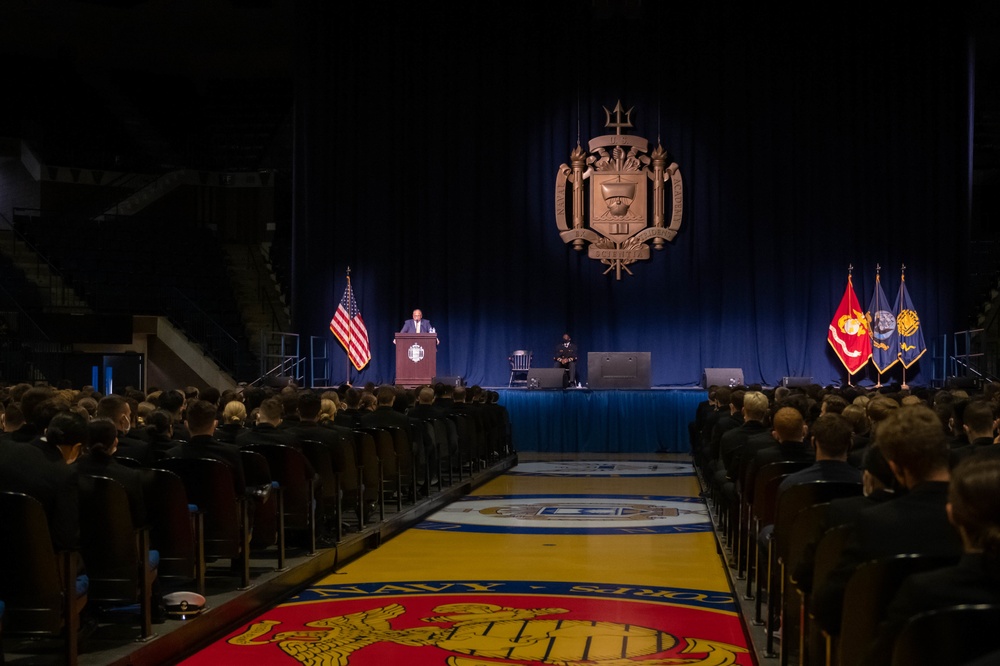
[496,388,707,453]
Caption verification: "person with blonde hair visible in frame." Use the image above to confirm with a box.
[318,398,338,424]
[215,400,248,444]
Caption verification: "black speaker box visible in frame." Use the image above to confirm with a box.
[782,376,813,388]
[527,368,567,389]
[432,376,464,387]
[702,367,744,388]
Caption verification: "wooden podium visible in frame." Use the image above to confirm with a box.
[394,333,437,387]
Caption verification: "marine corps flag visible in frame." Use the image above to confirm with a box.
[895,270,926,368]
[866,270,899,374]
[828,272,871,375]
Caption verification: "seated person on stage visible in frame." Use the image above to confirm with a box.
[553,332,578,386]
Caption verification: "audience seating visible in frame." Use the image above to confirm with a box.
[77,474,157,640]
[145,467,205,595]
[238,448,285,567]
[244,444,316,556]
[298,439,343,541]
[801,523,854,666]
[890,603,1000,666]
[829,552,958,666]
[157,458,252,589]
[0,491,85,666]
[770,481,862,663]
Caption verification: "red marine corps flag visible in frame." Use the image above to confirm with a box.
[330,269,371,372]
[827,269,871,377]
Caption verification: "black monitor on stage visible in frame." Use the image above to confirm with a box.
[587,352,651,389]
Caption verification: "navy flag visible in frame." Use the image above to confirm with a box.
[866,273,898,373]
[894,273,926,368]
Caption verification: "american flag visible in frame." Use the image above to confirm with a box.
[329,279,371,371]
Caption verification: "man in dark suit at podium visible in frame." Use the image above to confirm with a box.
[400,309,439,343]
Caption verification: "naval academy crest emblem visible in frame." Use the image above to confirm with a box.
[555,101,683,279]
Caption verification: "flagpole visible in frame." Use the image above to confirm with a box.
[345,266,352,386]
[874,263,883,389]
[847,264,853,387]
[899,263,909,391]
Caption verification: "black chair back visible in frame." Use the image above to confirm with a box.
[146,467,204,593]
[837,553,959,666]
[891,603,1000,666]
[0,491,83,665]
[77,474,155,638]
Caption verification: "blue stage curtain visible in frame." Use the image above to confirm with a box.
[498,389,706,453]
[291,2,970,389]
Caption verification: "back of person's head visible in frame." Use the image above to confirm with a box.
[773,386,790,403]
[343,387,361,409]
[948,453,1000,566]
[821,394,849,415]
[45,410,89,461]
[185,400,218,435]
[418,387,435,404]
[453,386,467,403]
[867,396,900,433]
[360,392,377,411]
[19,386,56,425]
[862,443,900,494]
[319,398,338,422]
[841,404,872,436]
[772,406,806,443]
[76,395,98,418]
[809,413,853,458]
[136,401,155,426]
[158,389,185,416]
[242,386,268,413]
[297,391,321,420]
[87,418,119,455]
[279,391,299,418]
[222,400,247,425]
[201,386,221,406]
[184,386,200,401]
[730,389,745,411]
[962,399,995,438]
[2,403,25,432]
[876,404,950,481]
[146,409,173,437]
[743,391,769,422]
[95,394,129,421]
[257,397,283,424]
[31,396,72,431]
[376,385,396,406]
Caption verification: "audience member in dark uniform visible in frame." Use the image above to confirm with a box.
[334,387,365,428]
[143,409,181,462]
[951,399,997,464]
[76,418,148,529]
[214,400,248,444]
[861,452,1000,666]
[811,404,964,637]
[0,402,26,441]
[7,385,57,443]
[158,389,191,442]
[167,399,246,495]
[94,394,151,465]
[362,385,433,483]
[776,412,862,493]
[0,411,85,552]
[236,397,299,448]
[793,443,900,593]
[742,405,813,504]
